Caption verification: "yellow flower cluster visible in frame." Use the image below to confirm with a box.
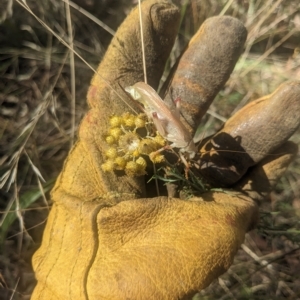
[101,113,166,176]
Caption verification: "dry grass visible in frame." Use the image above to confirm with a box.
[0,0,299,299]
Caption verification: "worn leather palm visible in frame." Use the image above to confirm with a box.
[31,1,300,299]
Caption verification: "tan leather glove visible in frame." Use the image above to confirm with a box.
[31,1,300,299]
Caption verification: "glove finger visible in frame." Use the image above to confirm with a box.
[197,80,300,186]
[61,1,180,200]
[234,141,298,202]
[163,16,247,134]
[88,0,180,113]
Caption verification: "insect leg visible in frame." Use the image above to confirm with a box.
[172,97,181,119]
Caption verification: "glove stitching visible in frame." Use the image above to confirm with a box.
[83,203,108,299]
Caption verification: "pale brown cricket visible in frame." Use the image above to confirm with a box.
[125,82,197,160]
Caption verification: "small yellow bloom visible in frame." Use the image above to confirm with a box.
[132,149,140,157]
[109,127,122,140]
[121,112,135,127]
[149,152,165,164]
[154,132,166,146]
[105,147,118,159]
[138,138,160,155]
[105,135,115,145]
[134,114,147,128]
[101,160,115,172]
[114,156,127,170]
[125,161,146,176]
[136,156,147,169]
[124,115,136,127]
[109,115,122,128]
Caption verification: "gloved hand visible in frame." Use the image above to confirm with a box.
[31,1,300,299]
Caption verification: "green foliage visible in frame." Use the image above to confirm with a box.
[0,179,54,248]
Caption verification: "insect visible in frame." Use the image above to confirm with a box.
[125,82,197,160]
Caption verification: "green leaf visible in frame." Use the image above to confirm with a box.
[0,178,55,247]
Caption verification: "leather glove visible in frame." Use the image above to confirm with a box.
[31,1,300,299]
